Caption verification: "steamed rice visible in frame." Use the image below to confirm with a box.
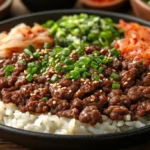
[0,101,150,135]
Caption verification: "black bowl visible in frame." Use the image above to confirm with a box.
[21,0,77,12]
[0,9,150,150]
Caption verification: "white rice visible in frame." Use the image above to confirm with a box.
[0,101,150,135]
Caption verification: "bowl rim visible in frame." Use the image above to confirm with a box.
[0,9,150,140]
[0,0,12,11]
[80,0,126,8]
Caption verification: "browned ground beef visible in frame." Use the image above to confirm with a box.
[0,46,150,125]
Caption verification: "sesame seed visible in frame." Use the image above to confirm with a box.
[91,95,95,99]
[127,78,131,81]
[124,81,128,85]
[53,83,57,88]
[0,60,3,63]
[80,78,85,82]
[100,74,104,78]
[91,99,95,102]
[53,101,56,105]
[62,87,67,90]
[93,81,99,84]
[69,90,72,93]
[46,75,49,78]
[58,75,61,78]
[40,56,44,59]
[22,88,26,91]
[46,82,49,85]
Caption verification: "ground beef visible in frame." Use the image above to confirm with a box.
[104,106,131,120]
[108,89,131,106]
[130,100,150,116]
[79,106,102,125]
[58,108,80,119]
[143,74,150,86]
[0,46,150,125]
[46,98,69,114]
[84,46,101,54]
[121,68,138,88]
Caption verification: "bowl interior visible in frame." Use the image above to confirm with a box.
[0,9,150,149]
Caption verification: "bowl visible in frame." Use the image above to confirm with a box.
[130,0,150,21]
[21,0,77,12]
[0,0,12,19]
[0,9,150,150]
[79,0,127,11]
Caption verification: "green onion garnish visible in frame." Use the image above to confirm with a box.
[102,58,109,64]
[82,72,91,78]
[24,48,32,57]
[110,48,121,57]
[18,60,27,65]
[64,58,74,65]
[91,61,98,69]
[4,65,15,77]
[110,73,119,79]
[93,74,100,81]
[62,48,71,56]
[50,74,58,83]
[110,48,118,55]
[42,97,48,102]
[33,52,40,59]
[44,42,51,49]
[112,83,120,89]
[26,74,33,82]
[28,45,35,53]
[98,67,104,74]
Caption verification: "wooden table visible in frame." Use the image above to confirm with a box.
[0,0,150,149]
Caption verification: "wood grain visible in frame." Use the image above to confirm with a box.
[1,138,150,150]
[0,139,29,150]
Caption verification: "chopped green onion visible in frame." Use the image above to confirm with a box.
[66,68,81,80]
[93,74,100,81]
[50,74,58,83]
[110,48,118,55]
[112,83,120,89]
[98,67,104,74]
[110,73,119,79]
[33,52,40,59]
[24,48,32,57]
[4,65,15,77]
[110,48,121,57]
[62,48,71,56]
[18,60,27,65]
[82,72,91,78]
[64,58,74,65]
[91,61,98,69]
[55,65,62,72]
[26,74,33,82]
[102,58,109,64]
[92,50,100,56]
[44,42,51,49]
[31,67,38,74]
[27,45,35,53]
[88,33,97,41]
[99,55,104,59]
[42,97,48,102]
[94,57,101,63]
[28,62,35,68]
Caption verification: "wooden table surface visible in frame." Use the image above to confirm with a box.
[0,0,150,149]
